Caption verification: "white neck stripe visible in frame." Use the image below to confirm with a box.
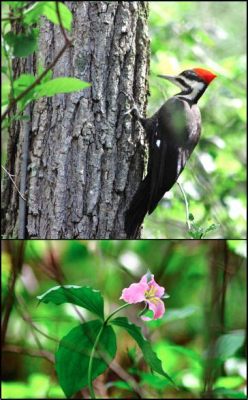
[176,81,205,101]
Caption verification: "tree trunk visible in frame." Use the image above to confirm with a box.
[1,1,150,239]
[203,240,229,398]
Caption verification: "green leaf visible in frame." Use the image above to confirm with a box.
[4,31,16,46]
[214,376,244,390]
[24,1,72,31]
[35,77,90,98]
[4,29,38,57]
[163,305,199,323]
[140,372,169,390]
[36,64,53,83]
[12,73,36,111]
[1,81,11,106]
[43,2,73,31]
[56,320,117,398]
[188,222,219,239]
[23,2,46,25]
[188,228,202,239]
[167,345,203,363]
[110,317,176,386]
[107,380,132,390]
[203,223,219,236]
[13,74,36,95]
[227,240,247,258]
[37,285,104,320]
[215,331,245,360]
[212,388,247,399]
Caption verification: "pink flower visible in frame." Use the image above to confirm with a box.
[120,274,166,320]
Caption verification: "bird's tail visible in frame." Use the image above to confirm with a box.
[125,175,151,238]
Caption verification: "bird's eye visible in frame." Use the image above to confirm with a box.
[181,70,197,79]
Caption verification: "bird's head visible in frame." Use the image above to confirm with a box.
[158,68,217,103]
[158,68,217,88]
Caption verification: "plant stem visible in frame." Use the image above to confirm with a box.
[105,302,130,324]
[87,302,130,398]
[177,181,191,230]
[87,323,105,399]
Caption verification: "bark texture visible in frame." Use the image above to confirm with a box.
[2,1,150,239]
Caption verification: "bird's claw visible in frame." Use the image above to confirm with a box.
[123,106,137,116]
[122,94,144,123]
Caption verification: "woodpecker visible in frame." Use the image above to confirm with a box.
[125,68,217,238]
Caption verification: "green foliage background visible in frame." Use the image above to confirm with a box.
[143,1,246,239]
[2,240,246,398]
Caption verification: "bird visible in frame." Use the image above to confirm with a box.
[124,67,217,238]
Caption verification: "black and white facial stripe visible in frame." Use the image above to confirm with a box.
[174,70,207,104]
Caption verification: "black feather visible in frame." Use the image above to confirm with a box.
[125,97,201,238]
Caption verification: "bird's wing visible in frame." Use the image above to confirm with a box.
[147,98,200,214]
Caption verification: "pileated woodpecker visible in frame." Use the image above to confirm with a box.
[125,68,217,238]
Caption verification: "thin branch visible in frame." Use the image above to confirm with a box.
[55,1,72,45]
[16,296,59,344]
[1,42,70,123]
[16,306,59,343]
[16,295,45,354]
[1,0,74,123]
[3,344,55,364]
[1,165,26,201]
[109,360,144,398]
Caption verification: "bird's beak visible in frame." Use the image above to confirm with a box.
[157,74,184,89]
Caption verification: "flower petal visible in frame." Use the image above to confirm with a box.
[140,274,149,284]
[120,279,148,304]
[141,298,165,320]
[148,274,165,298]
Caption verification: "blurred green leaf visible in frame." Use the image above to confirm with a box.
[214,376,244,390]
[2,373,56,398]
[4,29,38,57]
[212,387,247,399]
[140,371,169,389]
[168,345,202,364]
[107,380,132,390]
[227,240,246,258]
[164,306,199,323]
[1,80,11,106]
[13,73,36,95]
[24,1,73,31]
[35,77,90,98]
[215,331,245,360]
[36,64,53,83]
[110,317,176,386]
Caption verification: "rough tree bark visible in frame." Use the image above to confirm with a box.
[1,1,150,239]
